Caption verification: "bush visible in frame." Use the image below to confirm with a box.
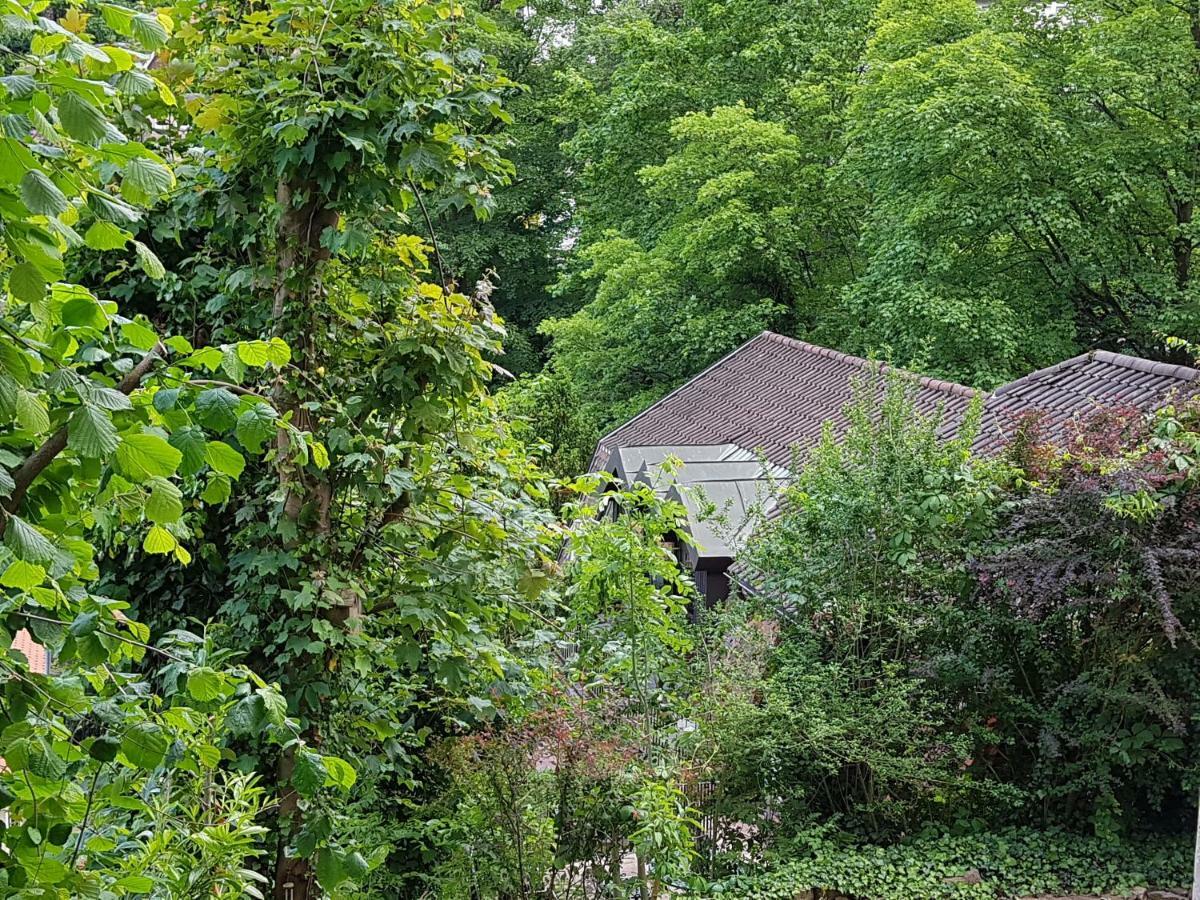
[698,380,1200,849]
[697,826,1193,899]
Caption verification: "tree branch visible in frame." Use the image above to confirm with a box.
[3,343,166,520]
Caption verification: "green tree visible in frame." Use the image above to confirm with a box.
[83,1,568,895]
[0,4,338,895]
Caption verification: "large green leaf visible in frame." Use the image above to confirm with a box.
[84,220,131,251]
[61,294,107,329]
[19,169,68,216]
[68,405,119,457]
[144,476,183,523]
[194,388,239,430]
[292,750,327,798]
[8,262,45,304]
[322,755,357,791]
[133,240,166,280]
[0,558,45,590]
[15,389,49,433]
[236,402,278,452]
[0,137,36,184]
[115,432,182,481]
[141,523,176,553]
[169,425,208,476]
[121,156,174,204]
[204,440,245,478]
[129,11,169,49]
[186,666,228,702]
[5,516,56,563]
[58,91,109,143]
[120,722,167,770]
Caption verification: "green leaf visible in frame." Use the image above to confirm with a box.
[204,440,245,478]
[120,722,167,769]
[88,734,120,762]
[200,475,231,505]
[236,403,278,452]
[115,433,182,481]
[258,686,287,726]
[70,610,100,637]
[194,388,239,430]
[316,848,346,889]
[266,336,291,366]
[120,320,159,350]
[144,477,183,524]
[220,345,245,382]
[121,156,174,204]
[19,169,68,216]
[322,755,357,791]
[61,294,106,329]
[5,516,56,563]
[27,736,66,779]
[0,137,36,185]
[0,559,45,590]
[83,384,132,412]
[8,262,45,304]
[141,524,176,554]
[183,346,223,372]
[58,91,108,143]
[311,441,330,469]
[225,695,264,734]
[15,389,49,433]
[152,388,180,413]
[292,750,327,798]
[344,851,369,879]
[186,666,225,702]
[113,874,154,893]
[90,191,140,225]
[99,3,135,35]
[129,12,169,49]
[0,75,35,101]
[168,425,207,476]
[112,68,157,97]
[84,219,132,250]
[236,340,271,367]
[68,406,119,457]
[133,240,166,280]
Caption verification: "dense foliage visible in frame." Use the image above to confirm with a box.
[686,381,1200,893]
[1,0,1198,896]
[470,0,1200,463]
[0,6,348,896]
[703,827,1192,899]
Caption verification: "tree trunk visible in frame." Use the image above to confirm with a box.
[274,748,313,900]
[270,175,338,900]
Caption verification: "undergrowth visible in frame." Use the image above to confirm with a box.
[695,827,1192,899]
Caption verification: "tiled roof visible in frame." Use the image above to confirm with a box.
[590,332,978,472]
[12,629,48,673]
[591,334,1200,474]
[973,350,1200,452]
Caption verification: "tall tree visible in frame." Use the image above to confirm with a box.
[105,0,564,894]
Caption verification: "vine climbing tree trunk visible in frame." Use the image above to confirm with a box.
[271,176,339,900]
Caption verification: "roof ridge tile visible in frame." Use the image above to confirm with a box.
[1092,349,1199,381]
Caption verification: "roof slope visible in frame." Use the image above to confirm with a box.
[591,332,977,471]
[592,335,1200,473]
[974,350,1200,452]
